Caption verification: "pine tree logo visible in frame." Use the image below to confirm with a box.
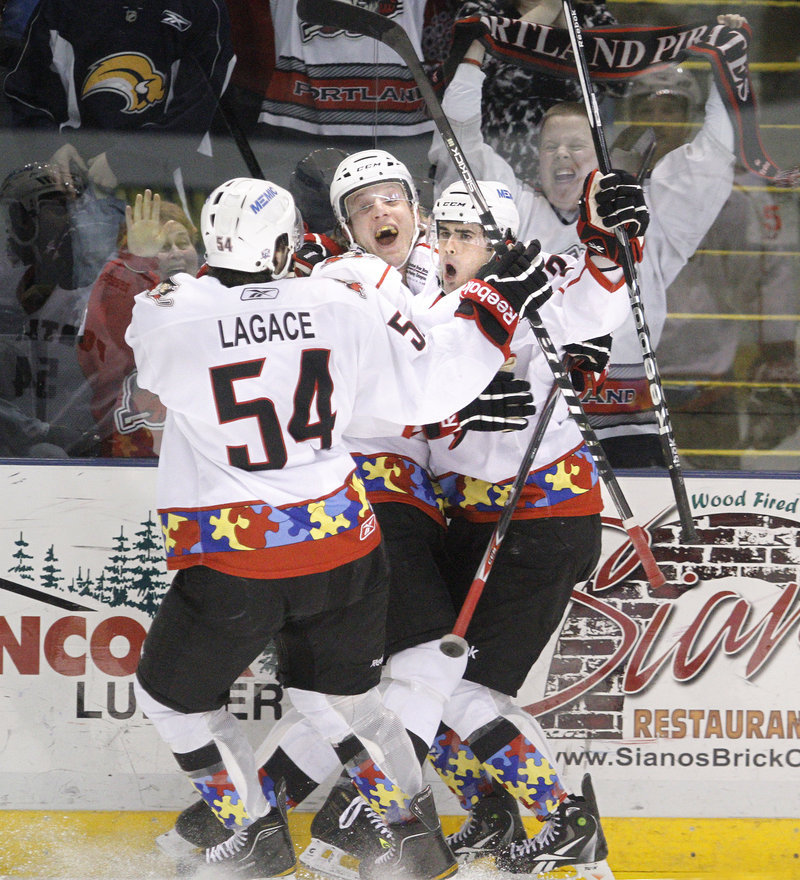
[5,514,170,617]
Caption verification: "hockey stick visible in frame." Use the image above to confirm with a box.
[561,0,697,543]
[296,0,666,598]
[440,377,561,657]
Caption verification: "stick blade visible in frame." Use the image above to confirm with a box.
[297,0,396,41]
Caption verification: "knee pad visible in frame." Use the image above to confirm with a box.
[287,686,384,745]
[134,678,215,753]
[384,639,467,704]
[441,679,505,742]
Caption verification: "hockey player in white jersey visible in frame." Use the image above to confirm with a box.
[430,19,744,466]
[417,175,647,878]
[127,176,551,880]
[298,161,643,880]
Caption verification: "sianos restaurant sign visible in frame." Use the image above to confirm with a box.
[518,476,800,818]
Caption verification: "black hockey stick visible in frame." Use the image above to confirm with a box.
[562,0,697,542]
[441,376,560,657]
[296,0,666,602]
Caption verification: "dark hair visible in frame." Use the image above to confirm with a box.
[206,265,275,288]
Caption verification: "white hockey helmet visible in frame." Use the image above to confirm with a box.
[330,149,418,228]
[201,178,303,278]
[628,64,702,113]
[432,180,520,242]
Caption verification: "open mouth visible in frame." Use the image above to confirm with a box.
[375,224,399,245]
[444,261,458,281]
[554,168,576,183]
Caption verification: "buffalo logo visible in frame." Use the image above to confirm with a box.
[82,53,166,113]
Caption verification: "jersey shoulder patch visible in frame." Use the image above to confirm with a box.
[146,279,178,306]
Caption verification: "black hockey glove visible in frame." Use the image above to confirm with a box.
[456,240,552,348]
[563,333,612,394]
[578,169,648,264]
[291,232,343,276]
[424,371,536,449]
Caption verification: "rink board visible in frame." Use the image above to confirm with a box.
[1,463,800,876]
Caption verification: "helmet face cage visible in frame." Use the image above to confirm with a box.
[0,163,76,259]
[201,178,303,277]
[330,149,418,234]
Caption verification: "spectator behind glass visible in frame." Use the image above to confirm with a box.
[430,18,747,467]
[0,162,100,456]
[77,190,200,458]
[451,0,623,182]
[612,67,766,470]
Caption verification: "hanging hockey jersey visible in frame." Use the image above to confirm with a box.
[260,0,434,137]
[126,270,509,577]
[4,0,235,133]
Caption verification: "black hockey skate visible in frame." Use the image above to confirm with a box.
[156,799,233,860]
[358,786,457,880]
[203,793,296,879]
[446,781,526,863]
[299,781,392,880]
[494,774,615,879]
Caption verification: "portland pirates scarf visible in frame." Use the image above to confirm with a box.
[451,16,799,186]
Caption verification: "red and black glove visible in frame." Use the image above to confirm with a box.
[292,232,344,276]
[424,370,536,448]
[456,240,552,348]
[563,334,612,394]
[578,169,648,264]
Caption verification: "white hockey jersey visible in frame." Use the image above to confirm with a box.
[312,249,444,524]
[126,270,507,576]
[425,251,631,521]
[261,1,434,137]
[430,63,736,443]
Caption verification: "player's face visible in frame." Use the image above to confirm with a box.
[538,115,597,216]
[157,220,199,279]
[436,220,492,294]
[345,182,416,269]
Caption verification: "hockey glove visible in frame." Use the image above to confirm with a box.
[563,333,612,394]
[292,232,343,276]
[424,371,536,449]
[456,241,552,348]
[578,169,648,264]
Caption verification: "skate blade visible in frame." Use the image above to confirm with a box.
[523,860,616,880]
[156,827,201,859]
[298,838,360,880]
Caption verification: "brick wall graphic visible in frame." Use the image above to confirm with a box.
[528,506,800,740]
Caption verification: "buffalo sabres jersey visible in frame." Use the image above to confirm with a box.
[5,0,234,133]
[261,0,434,137]
[126,270,506,577]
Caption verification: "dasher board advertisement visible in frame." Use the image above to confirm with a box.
[1,464,798,817]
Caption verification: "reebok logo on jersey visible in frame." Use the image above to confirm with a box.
[162,10,191,31]
[360,513,377,541]
[241,287,279,300]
